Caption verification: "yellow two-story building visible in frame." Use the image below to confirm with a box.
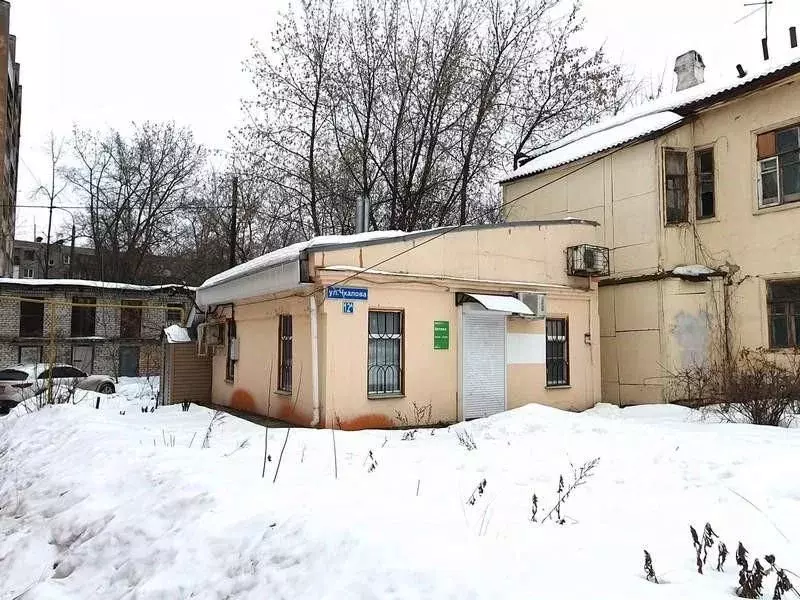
[502,48,800,405]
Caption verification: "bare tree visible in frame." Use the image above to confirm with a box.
[508,4,630,168]
[234,0,630,241]
[238,0,339,238]
[33,133,68,277]
[66,122,205,282]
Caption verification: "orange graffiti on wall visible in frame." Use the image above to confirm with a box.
[275,403,312,426]
[230,389,256,413]
[336,414,395,431]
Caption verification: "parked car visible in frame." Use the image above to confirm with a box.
[0,363,116,415]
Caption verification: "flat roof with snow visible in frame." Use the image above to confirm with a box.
[0,278,194,293]
[196,219,598,308]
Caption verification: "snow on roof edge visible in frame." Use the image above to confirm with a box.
[197,219,601,298]
[0,278,195,293]
[198,230,411,293]
[501,112,684,182]
[163,324,192,343]
[501,52,800,183]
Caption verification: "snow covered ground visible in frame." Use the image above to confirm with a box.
[2,381,800,599]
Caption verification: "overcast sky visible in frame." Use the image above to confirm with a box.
[11,0,800,240]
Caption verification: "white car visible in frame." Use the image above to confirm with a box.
[0,363,116,415]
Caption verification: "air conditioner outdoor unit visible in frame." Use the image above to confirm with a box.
[566,244,610,277]
[518,292,547,319]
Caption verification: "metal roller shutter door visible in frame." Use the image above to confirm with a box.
[462,311,506,419]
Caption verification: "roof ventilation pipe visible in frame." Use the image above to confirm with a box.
[736,64,747,78]
[355,195,370,234]
[791,26,797,49]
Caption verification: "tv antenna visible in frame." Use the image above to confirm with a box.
[738,1,774,52]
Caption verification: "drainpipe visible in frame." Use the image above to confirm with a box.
[309,294,320,427]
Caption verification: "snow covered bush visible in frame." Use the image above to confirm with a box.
[541,458,599,524]
[201,411,225,448]
[669,348,800,426]
[736,543,765,598]
[689,522,718,574]
[455,428,477,450]
[394,401,432,428]
[643,549,658,583]
[466,479,487,505]
[717,541,728,572]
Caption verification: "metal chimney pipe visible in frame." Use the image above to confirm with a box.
[355,197,365,234]
[362,195,370,233]
[791,27,798,49]
[736,64,747,78]
[762,38,770,60]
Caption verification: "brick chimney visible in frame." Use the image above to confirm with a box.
[674,50,705,91]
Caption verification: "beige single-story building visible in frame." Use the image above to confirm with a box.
[194,221,607,429]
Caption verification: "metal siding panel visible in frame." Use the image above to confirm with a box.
[462,312,506,419]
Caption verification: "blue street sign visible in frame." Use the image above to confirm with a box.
[326,286,368,301]
[342,302,355,314]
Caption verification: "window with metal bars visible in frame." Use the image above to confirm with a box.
[278,315,292,392]
[546,318,569,387]
[767,281,800,348]
[368,310,403,395]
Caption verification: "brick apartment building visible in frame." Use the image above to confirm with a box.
[0,278,195,377]
[0,0,21,278]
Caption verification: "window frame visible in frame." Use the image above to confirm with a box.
[545,317,570,387]
[22,267,34,278]
[664,149,689,224]
[757,124,800,208]
[695,147,715,219]
[166,303,183,324]
[118,346,140,378]
[63,254,71,265]
[18,346,42,363]
[71,296,97,337]
[53,366,86,379]
[367,309,404,397]
[767,280,800,349]
[277,315,293,393]
[71,345,94,374]
[759,156,781,207]
[120,300,143,339]
[19,298,44,337]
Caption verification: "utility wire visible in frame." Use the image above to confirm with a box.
[220,146,621,308]
[298,148,618,298]
[19,139,622,301]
